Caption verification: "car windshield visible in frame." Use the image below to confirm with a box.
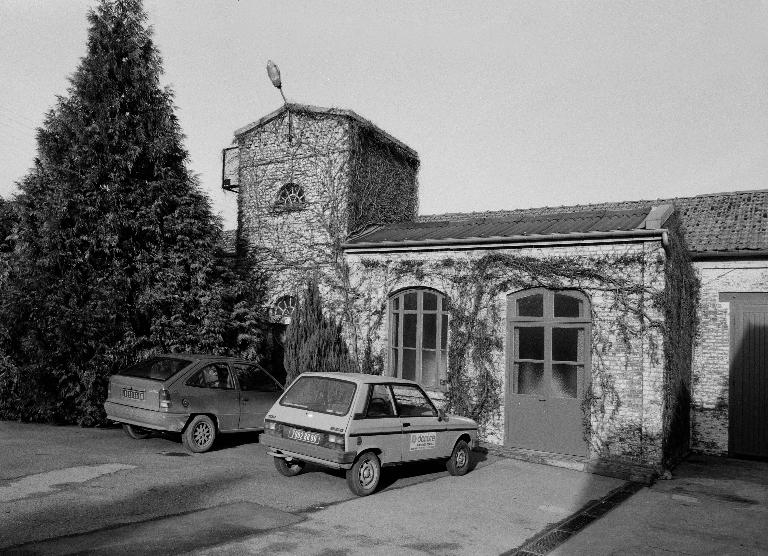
[118,357,192,381]
[280,376,357,416]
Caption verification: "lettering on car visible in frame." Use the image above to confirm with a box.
[409,432,436,451]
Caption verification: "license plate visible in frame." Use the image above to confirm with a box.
[122,388,145,401]
[289,428,320,445]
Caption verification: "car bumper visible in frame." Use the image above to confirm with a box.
[263,434,357,470]
[104,401,188,432]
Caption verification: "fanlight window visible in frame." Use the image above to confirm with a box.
[389,288,449,390]
[273,183,306,212]
[272,295,297,321]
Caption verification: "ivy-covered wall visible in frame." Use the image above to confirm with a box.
[344,224,698,469]
[234,108,419,311]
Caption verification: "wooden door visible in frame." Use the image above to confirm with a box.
[505,290,590,457]
[728,296,768,459]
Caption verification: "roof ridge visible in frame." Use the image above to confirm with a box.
[417,188,768,221]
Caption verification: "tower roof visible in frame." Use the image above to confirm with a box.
[233,103,419,161]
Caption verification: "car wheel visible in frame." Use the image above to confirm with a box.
[182,415,216,453]
[446,439,471,476]
[346,452,381,496]
[273,456,305,477]
[122,423,151,439]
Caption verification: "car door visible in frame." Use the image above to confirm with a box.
[232,363,283,430]
[178,363,240,431]
[349,384,403,465]
[391,384,447,461]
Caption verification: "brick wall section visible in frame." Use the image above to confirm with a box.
[691,259,768,455]
[345,240,677,468]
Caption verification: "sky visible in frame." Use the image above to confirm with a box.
[2,1,768,230]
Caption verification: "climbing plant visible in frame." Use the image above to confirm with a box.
[344,223,699,466]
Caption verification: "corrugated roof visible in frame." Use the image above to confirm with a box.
[347,207,655,246]
[416,189,768,255]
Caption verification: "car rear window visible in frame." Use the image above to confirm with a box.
[280,376,357,416]
[118,357,192,381]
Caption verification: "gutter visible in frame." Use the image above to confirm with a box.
[691,249,768,261]
[342,228,669,254]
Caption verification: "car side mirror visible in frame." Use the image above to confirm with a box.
[438,409,446,422]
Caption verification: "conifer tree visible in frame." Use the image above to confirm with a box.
[283,277,357,383]
[0,0,266,424]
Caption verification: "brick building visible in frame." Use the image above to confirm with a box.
[223,104,768,478]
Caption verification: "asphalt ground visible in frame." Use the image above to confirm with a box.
[0,421,624,555]
[5,422,763,555]
[550,454,768,556]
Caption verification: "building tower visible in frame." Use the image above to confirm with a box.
[222,103,420,322]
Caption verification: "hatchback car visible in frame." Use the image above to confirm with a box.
[262,372,479,496]
[104,354,283,452]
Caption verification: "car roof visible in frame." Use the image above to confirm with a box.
[155,353,255,364]
[297,372,420,386]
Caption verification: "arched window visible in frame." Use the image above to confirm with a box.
[272,295,297,322]
[273,183,306,212]
[508,289,590,399]
[389,288,449,390]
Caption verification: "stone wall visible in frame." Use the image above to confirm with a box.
[234,109,419,311]
[344,239,677,468]
[691,259,768,455]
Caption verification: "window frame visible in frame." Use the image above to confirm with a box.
[272,295,297,322]
[388,288,449,390]
[507,288,591,400]
[272,182,307,213]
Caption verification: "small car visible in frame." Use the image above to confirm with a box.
[262,372,479,496]
[104,354,283,452]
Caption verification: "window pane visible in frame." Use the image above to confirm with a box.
[391,349,399,375]
[517,294,543,317]
[391,384,437,417]
[403,314,417,348]
[234,364,280,392]
[554,293,582,318]
[280,376,357,415]
[423,314,437,349]
[423,292,437,310]
[553,364,578,398]
[392,312,400,347]
[392,297,399,310]
[517,362,544,395]
[121,357,192,381]
[200,364,233,389]
[402,349,416,380]
[367,384,396,417]
[517,327,544,360]
[404,292,417,310]
[441,315,448,349]
[422,350,437,388]
[552,328,580,362]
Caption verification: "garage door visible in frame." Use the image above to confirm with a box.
[724,293,768,459]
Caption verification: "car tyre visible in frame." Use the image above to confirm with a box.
[346,451,381,496]
[446,439,471,476]
[122,423,151,439]
[273,456,305,477]
[182,415,216,453]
